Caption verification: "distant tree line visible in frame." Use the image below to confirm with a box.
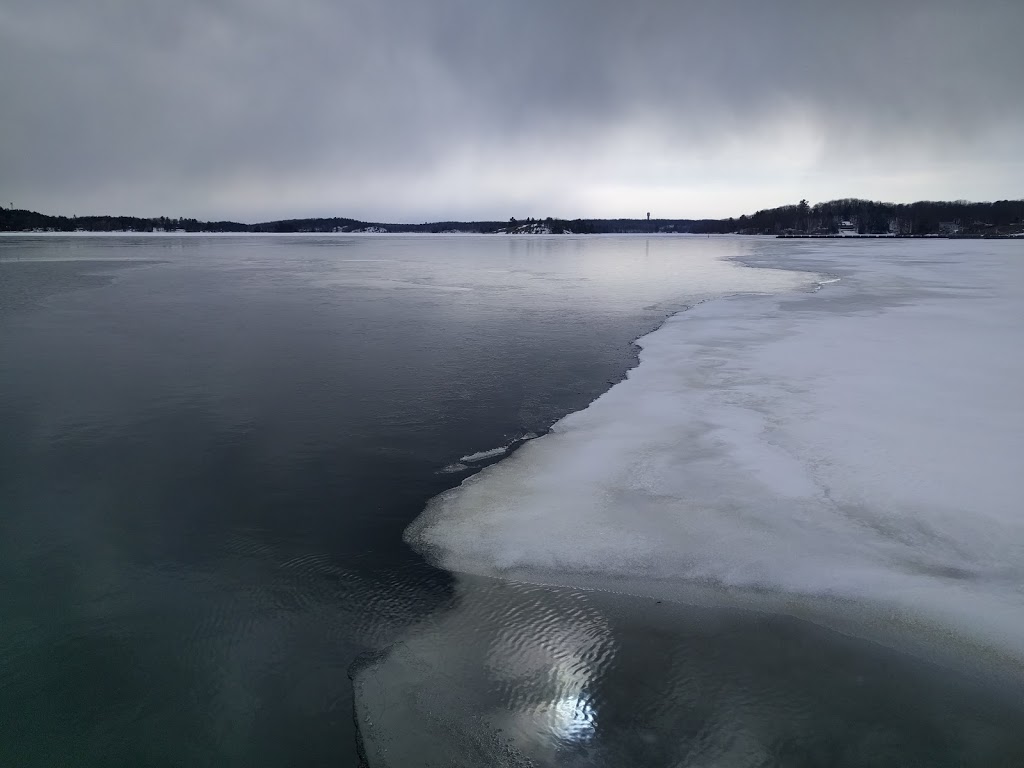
[3,198,1022,236]
[250,217,366,233]
[0,210,249,233]
[703,198,1024,236]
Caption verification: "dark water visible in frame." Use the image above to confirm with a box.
[2,235,1022,767]
[355,577,1024,768]
[0,234,719,767]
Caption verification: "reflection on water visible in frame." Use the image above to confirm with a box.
[354,575,1024,767]
[547,694,597,743]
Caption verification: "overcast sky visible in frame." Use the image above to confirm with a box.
[2,0,1022,222]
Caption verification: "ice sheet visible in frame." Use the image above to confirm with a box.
[407,240,1024,661]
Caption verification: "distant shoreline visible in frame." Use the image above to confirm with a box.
[1,231,1019,240]
[2,198,1022,237]
[776,233,1020,239]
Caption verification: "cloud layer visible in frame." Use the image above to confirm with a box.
[2,0,1022,220]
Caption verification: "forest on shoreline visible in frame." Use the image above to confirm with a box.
[2,198,1022,237]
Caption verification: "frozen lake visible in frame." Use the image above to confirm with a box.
[1,235,1022,766]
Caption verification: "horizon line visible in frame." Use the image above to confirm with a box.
[4,195,1024,227]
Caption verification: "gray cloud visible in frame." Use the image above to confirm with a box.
[1,0,1021,220]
